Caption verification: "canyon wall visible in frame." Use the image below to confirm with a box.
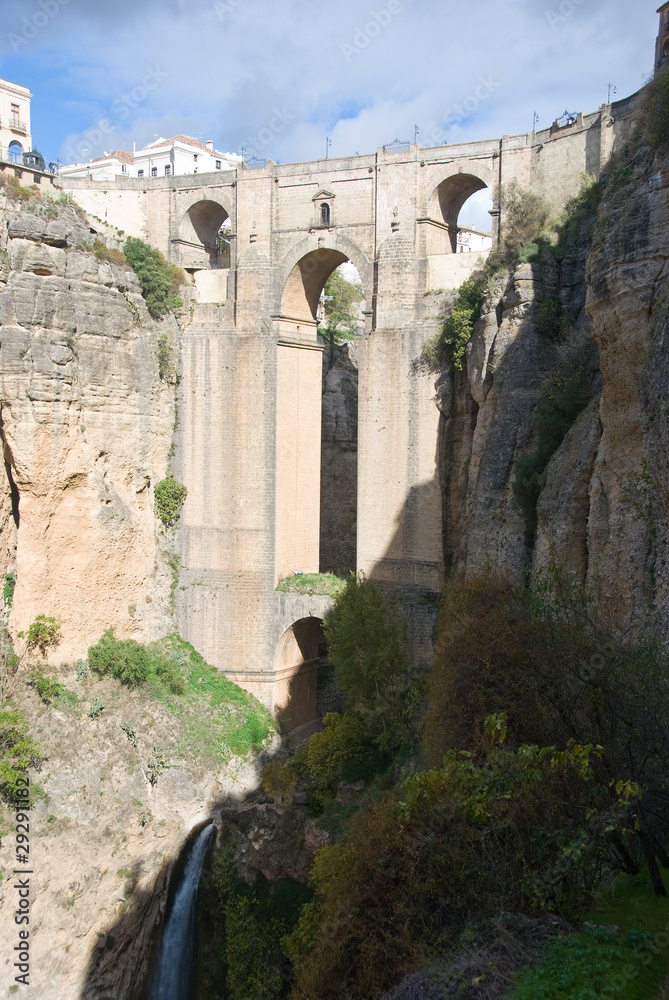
[0,193,175,660]
[438,139,669,634]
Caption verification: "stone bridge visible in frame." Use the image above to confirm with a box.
[61,91,639,730]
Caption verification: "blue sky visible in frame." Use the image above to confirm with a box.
[0,0,658,174]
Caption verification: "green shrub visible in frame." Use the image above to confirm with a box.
[123,236,186,318]
[195,837,312,1000]
[294,712,381,808]
[120,721,138,747]
[424,571,669,887]
[154,476,187,527]
[88,696,105,719]
[0,709,41,803]
[92,238,128,267]
[440,276,485,370]
[324,573,418,752]
[3,575,15,608]
[29,669,65,704]
[286,719,617,1000]
[261,759,297,802]
[535,297,574,341]
[21,614,62,657]
[88,627,149,688]
[421,276,486,372]
[154,654,185,694]
[321,268,364,344]
[156,333,177,382]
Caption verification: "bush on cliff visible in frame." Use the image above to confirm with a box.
[154,475,188,526]
[123,236,185,318]
[88,628,150,688]
[285,716,630,1000]
[323,573,419,753]
[0,708,42,803]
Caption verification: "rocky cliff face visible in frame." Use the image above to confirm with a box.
[439,140,669,635]
[0,193,175,659]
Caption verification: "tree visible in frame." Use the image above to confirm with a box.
[321,268,364,345]
[323,574,417,751]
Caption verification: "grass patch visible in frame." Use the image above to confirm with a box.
[145,635,274,763]
[510,867,669,1000]
[84,629,274,764]
[276,572,346,598]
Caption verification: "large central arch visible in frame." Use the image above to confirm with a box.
[274,235,374,341]
[274,240,369,587]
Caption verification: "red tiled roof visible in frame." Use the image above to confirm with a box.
[144,135,212,153]
[90,149,134,165]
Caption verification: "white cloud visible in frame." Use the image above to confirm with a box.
[0,0,658,167]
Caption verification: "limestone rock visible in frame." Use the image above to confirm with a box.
[0,203,176,661]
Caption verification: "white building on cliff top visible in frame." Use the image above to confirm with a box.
[0,77,32,165]
[59,134,241,180]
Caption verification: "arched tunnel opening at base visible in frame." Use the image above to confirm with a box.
[273,617,328,733]
[276,248,363,588]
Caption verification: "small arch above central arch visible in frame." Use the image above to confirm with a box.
[431,173,488,252]
[175,197,231,270]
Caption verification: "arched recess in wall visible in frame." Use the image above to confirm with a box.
[177,198,232,270]
[275,246,365,583]
[273,617,326,730]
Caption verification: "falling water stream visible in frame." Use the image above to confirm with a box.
[150,822,216,1000]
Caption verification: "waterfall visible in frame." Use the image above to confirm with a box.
[150,822,216,1000]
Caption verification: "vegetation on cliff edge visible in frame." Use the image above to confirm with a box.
[123,236,185,317]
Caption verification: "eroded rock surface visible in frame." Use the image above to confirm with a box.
[0,196,176,659]
[439,144,669,634]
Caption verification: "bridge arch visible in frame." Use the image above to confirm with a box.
[274,235,373,337]
[425,160,497,253]
[174,193,235,270]
[273,616,325,730]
